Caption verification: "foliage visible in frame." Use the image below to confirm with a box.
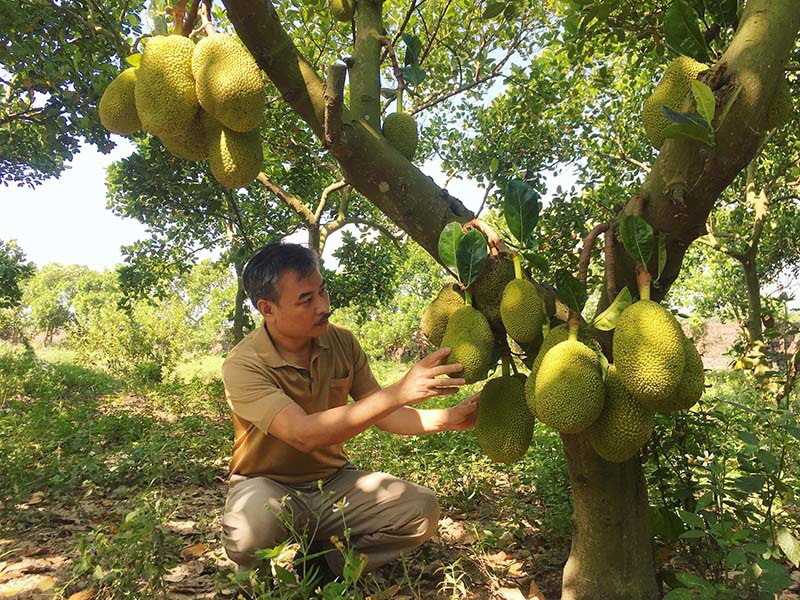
[0,239,34,309]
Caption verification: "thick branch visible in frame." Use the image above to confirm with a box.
[320,217,403,251]
[256,172,316,225]
[351,0,383,126]
[578,223,610,286]
[182,0,201,36]
[314,179,349,222]
[323,62,347,148]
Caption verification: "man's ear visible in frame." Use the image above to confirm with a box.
[256,299,273,319]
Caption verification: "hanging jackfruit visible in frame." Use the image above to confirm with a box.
[500,278,545,344]
[134,35,198,138]
[440,305,494,384]
[207,120,263,189]
[642,56,706,148]
[192,33,266,133]
[420,284,465,347]
[159,109,209,161]
[648,333,704,414]
[382,112,418,160]
[98,68,141,135]
[471,255,515,332]
[476,375,534,464]
[330,0,355,21]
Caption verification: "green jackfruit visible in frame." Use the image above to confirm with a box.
[207,122,263,189]
[471,255,515,331]
[766,80,793,130]
[159,109,208,161]
[330,0,355,21]
[98,68,141,135]
[476,375,534,464]
[534,339,605,433]
[613,300,685,406]
[192,33,265,133]
[420,284,465,347]
[642,56,706,148]
[587,365,655,463]
[500,278,545,344]
[134,35,198,138]
[382,112,418,160]
[440,305,494,384]
[650,334,704,413]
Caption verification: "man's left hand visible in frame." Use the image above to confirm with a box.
[442,393,479,431]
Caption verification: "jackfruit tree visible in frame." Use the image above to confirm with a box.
[7,0,800,597]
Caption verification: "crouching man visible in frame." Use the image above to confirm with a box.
[221,242,479,579]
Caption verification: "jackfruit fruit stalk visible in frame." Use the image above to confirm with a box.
[476,375,534,464]
[134,35,199,138]
[440,305,494,384]
[192,33,266,133]
[587,365,655,463]
[420,284,465,347]
[99,68,141,135]
[642,56,706,149]
[500,255,545,344]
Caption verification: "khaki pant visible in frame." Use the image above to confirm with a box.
[221,464,440,575]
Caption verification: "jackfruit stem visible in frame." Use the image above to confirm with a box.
[512,253,523,279]
[501,355,510,377]
[464,289,473,306]
[567,311,580,341]
[636,264,652,301]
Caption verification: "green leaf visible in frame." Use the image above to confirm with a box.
[756,449,779,472]
[695,491,713,511]
[402,64,426,88]
[482,2,505,19]
[678,508,704,529]
[675,571,713,589]
[735,474,766,493]
[619,215,653,266]
[555,269,587,314]
[503,179,539,247]
[777,527,800,567]
[661,122,714,147]
[401,34,422,67]
[438,222,463,273]
[679,529,706,539]
[725,548,746,567]
[657,233,667,281]
[663,590,695,600]
[744,541,769,555]
[490,158,499,173]
[125,53,142,68]
[663,0,709,62]
[738,430,759,446]
[707,0,738,27]
[755,558,794,593]
[591,287,633,331]
[274,565,297,585]
[692,80,716,125]
[456,229,488,288]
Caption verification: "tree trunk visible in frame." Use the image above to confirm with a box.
[232,262,247,345]
[561,435,659,600]
[742,257,763,343]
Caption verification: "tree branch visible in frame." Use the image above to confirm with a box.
[321,217,404,250]
[182,0,201,36]
[578,223,610,286]
[256,172,316,224]
[314,179,349,222]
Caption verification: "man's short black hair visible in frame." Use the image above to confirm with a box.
[242,242,320,308]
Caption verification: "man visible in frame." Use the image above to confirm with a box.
[221,242,479,580]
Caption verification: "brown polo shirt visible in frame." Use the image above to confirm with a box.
[221,321,381,484]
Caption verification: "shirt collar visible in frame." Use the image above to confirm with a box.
[254,321,330,368]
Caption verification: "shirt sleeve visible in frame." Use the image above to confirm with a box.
[222,357,294,435]
[348,332,381,400]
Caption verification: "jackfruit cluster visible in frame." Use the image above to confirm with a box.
[98,33,266,189]
[586,365,655,463]
[420,284,465,347]
[440,306,494,384]
[382,112,419,160]
[500,278,545,344]
[471,256,516,331]
[642,56,706,148]
[533,339,605,434]
[476,375,534,464]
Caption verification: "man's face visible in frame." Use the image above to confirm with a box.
[260,267,331,339]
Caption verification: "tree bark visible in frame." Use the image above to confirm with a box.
[232,261,247,345]
[742,256,763,343]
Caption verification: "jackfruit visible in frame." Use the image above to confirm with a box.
[649,334,704,413]
[440,305,494,384]
[766,80,793,130]
[330,0,355,21]
[587,365,655,463]
[642,56,706,148]
[159,109,209,161]
[134,35,199,138]
[476,375,534,464]
[471,255,515,331]
[500,278,546,344]
[613,300,685,405]
[534,339,605,434]
[207,122,263,188]
[420,284,465,347]
[382,112,418,160]
[192,33,265,133]
[98,68,141,135]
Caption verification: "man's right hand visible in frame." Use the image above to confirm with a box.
[391,347,466,406]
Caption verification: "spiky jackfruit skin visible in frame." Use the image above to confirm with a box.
[207,124,263,189]
[471,256,515,332]
[613,300,685,406]
[534,340,605,433]
[99,68,141,135]
[476,375,534,464]
[500,279,545,344]
[587,365,655,463]
[192,34,265,133]
[330,0,355,21]
[159,109,209,161]
[440,306,494,384]
[766,80,793,130]
[420,284,465,347]
[642,56,706,148]
[652,334,704,413]
[135,35,198,138]
[382,112,418,160]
